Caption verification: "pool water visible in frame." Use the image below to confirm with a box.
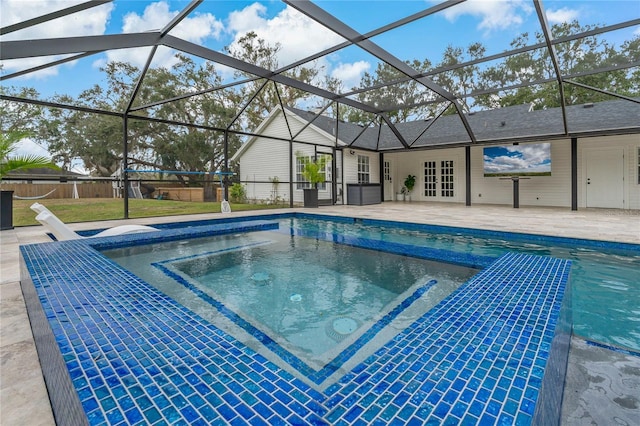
[24,215,577,424]
[284,217,640,352]
[104,230,477,382]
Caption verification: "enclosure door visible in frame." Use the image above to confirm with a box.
[424,159,456,201]
[585,148,624,208]
[383,159,394,201]
[319,153,334,204]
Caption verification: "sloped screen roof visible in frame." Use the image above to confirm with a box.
[1,0,639,153]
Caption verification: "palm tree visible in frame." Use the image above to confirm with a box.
[0,130,59,178]
[1,130,59,229]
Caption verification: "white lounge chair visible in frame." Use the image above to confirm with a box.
[31,203,158,241]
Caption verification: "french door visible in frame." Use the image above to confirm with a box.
[383,159,394,201]
[424,159,456,201]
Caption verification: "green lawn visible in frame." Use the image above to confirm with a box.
[12,198,288,227]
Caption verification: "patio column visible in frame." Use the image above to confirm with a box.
[571,137,578,211]
[465,146,471,206]
[123,115,129,219]
[289,138,294,208]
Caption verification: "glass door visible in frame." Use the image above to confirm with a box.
[424,159,455,200]
[383,160,394,201]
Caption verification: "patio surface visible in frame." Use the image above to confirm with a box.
[1,202,639,425]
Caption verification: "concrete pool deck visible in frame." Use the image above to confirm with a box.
[1,203,639,424]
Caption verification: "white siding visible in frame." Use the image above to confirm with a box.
[239,135,291,202]
[292,119,337,147]
[237,110,339,204]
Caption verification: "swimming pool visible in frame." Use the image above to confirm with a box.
[103,230,477,386]
[271,216,640,353]
[20,214,574,424]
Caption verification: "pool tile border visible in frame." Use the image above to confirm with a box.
[21,215,573,425]
[81,212,640,254]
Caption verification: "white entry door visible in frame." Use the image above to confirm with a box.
[585,148,624,208]
[424,159,456,201]
[383,159,394,201]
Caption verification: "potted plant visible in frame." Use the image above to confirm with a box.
[299,154,328,208]
[403,174,416,202]
[1,130,59,230]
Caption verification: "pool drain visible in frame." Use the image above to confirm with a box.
[326,317,359,341]
[250,272,270,286]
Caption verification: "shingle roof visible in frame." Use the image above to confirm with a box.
[290,99,640,151]
[6,167,84,178]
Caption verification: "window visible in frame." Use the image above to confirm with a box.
[296,155,328,190]
[296,156,310,189]
[357,155,370,184]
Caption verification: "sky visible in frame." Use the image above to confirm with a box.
[1,0,638,172]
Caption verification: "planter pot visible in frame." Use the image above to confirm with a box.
[303,188,319,208]
[1,190,14,230]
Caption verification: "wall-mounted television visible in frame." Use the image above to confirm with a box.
[483,143,551,177]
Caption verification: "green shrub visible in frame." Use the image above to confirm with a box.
[229,183,246,203]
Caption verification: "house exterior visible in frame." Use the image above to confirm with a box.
[232,100,640,210]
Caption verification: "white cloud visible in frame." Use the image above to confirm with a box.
[0,0,112,38]
[485,143,551,173]
[1,57,70,79]
[226,3,345,68]
[228,3,268,34]
[103,1,224,69]
[14,138,52,159]
[121,1,223,40]
[331,61,371,91]
[546,7,580,24]
[485,155,529,172]
[15,138,92,174]
[0,0,113,77]
[507,143,550,164]
[440,0,533,32]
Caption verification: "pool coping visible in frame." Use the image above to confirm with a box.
[20,214,574,424]
[81,212,640,254]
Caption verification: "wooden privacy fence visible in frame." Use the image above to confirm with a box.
[1,183,113,199]
[156,187,204,202]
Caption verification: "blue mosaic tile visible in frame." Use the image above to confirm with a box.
[20,215,575,425]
